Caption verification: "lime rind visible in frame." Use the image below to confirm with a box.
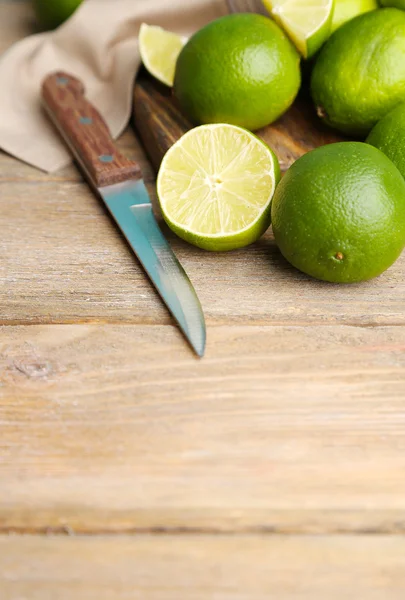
[263,0,334,58]
[139,23,186,87]
[331,0,378,33]
[379,0,405,10]
[157,124,280,251]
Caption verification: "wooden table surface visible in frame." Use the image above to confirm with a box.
[1,2,405,598]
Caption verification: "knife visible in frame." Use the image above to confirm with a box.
[42,72,206,357]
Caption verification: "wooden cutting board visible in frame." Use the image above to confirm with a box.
[132,70,347,175]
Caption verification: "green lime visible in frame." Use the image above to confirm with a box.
[173,14,301,131]
[157,124,280,251]
[33,0,82,29]
[262,0,335,59]
[311,9,405,136]
[331,0,378,32]
[271,142,405,283]
[379,0,405,9]
[367,102,405,180]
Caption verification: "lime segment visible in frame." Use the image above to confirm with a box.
[139,24,186,87]
[262,0,334,58]
[157,124,280,251]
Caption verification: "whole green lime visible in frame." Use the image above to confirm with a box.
[331,0,378,33]
[271,142,405,283]
[174,14,301,131]
[367,102,405,180]
[311,9,405,136]
[33,0,82,30]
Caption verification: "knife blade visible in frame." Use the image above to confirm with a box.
[42,71,206,357]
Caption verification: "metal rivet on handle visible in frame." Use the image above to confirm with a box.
[99,155,114,163]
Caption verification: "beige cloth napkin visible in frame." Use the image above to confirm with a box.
[0,0,228,173]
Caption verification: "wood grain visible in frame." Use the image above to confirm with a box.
[2,3,405,597]
[0,127,151,184]
[1,119,405,328]
[133,74,193,173]
[2,169,405,326]
[1,535,405,600]
[42,72,142,188]
[0,10,403,331]
[133,73,345,174]
[1,323,405,533]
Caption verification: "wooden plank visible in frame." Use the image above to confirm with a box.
[2,170,405,325]
[2,3,405,328]
[1,323,405,533]
[1,535,405,599]
[133,72,344,175]
[0,128,153,184]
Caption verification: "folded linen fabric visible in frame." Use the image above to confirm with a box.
[0,0,228,172]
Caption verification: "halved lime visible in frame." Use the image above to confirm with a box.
[262,0,334,58]
[139,23,186,87]
[157,124,280,251]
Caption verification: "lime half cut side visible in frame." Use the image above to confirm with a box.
[139,23,186,87]
[262,0,334,58]
[157,124,280,251]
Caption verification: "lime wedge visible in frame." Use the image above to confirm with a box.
[139,23,186,87]
[262,0,334,59]
[157,124,280,251]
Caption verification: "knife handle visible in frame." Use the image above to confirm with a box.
[42,71,141,188]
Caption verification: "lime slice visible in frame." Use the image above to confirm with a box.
[139,23,186,87]
[157,124,280,251]
[262,0,334,59]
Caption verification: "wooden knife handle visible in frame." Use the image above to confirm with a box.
[133,73,192,173]
[42,71,141,188]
